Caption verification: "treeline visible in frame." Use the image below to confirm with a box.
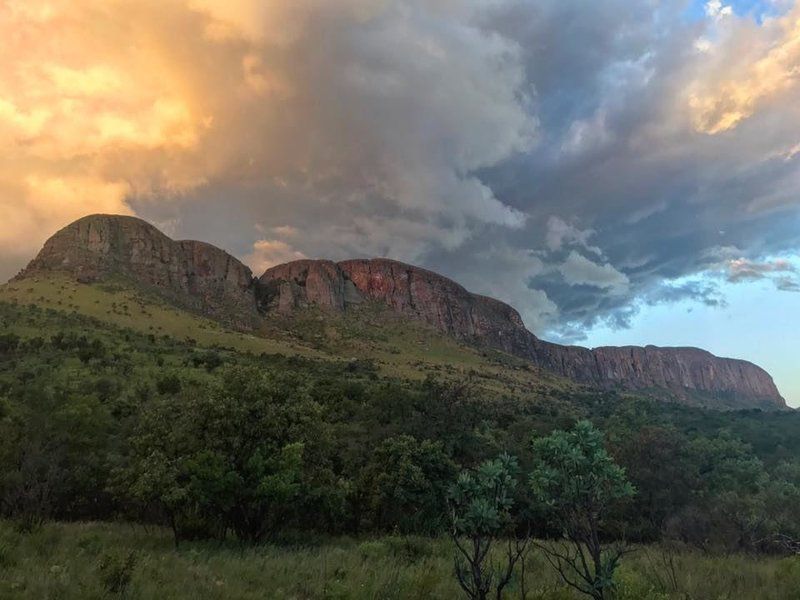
[1,302,800,558]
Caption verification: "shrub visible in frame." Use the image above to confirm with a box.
[96,549,138,595]
[357,540,387,561]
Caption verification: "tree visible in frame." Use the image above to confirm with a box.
[364,435,457,533]
[664,433,769,552]
[530,420,635,600]
[609,426,694,541]
[448,454,529,600]
[155,372,182,396]
[0,385,113,525]
[762,460,800,548]
[0,333,20,355]
[123,365,319,544]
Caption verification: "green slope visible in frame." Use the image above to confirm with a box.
[0,274,575,400]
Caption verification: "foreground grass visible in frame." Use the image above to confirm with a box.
[1,521,799,599]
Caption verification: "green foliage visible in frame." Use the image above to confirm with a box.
[448,454,529,600]
[0,332,20,355]
[450,455,519,538]
[608,426,694,541]
[531,420,635,517]
[0,297,799,572]
[0,384,112,524]
[124,366,317,543]
[156,372,182,395]
[364,435,456,533]
[530,421,635,599]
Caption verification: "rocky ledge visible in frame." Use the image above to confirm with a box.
[16,214,259,329]
[260,258,786,409]
[15,215,787,410]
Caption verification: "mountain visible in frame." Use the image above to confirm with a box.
[11,214,787,410]
[16,214,260,329]
[260,258,785,409]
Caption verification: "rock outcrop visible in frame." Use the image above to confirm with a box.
[17,214,259,328]
[527,342,784,409]
[259,259,525,346]
[16,215,787,409]
[261,258,787,409]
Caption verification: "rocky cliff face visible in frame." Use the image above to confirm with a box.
[259,258,526,345]
[261,258,787,409]
[17,214,259,328]
[527,341,784,409]
[16,215,787,409]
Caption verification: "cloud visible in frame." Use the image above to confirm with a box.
[705,1,733,20]
[0,0,534,278]
[559,251,630,293]
[2,0,800,346]
[244,240,307,273]
[689,4,800,134]
[717,256,800,291]
[477,0,800,337]
[726,257,796,282]
[270,225,299,238]
[545,216,602,255]
[427,240,557,331]
[776,275,800,291]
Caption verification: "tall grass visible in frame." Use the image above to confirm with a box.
[1,521,798,599]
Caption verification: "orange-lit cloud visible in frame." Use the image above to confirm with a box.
[244,239,307,272]
[0,0,533,273]
[689,5,800,134]
[0,0,214,264]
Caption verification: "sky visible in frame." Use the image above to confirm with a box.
[0,0,799,405]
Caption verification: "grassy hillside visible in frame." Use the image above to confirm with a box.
[0,274,574,400]
[0,275,306,357]
[3,272,800,600]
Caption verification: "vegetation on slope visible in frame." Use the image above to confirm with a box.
[2,277,800,598]
[0,275,572,398]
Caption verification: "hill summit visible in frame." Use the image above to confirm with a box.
[14,214,787,410]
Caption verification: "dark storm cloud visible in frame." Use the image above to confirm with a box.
[130,0,800,339]
[460,0,800,339]
[7,1,800,341]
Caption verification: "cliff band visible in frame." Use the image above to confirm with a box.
[16,214,787,409]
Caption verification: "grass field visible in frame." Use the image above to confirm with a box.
[0,275,305,357]
[1,521,798,600]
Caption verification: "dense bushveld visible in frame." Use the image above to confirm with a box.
[2,300,800,598]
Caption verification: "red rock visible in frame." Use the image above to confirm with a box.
[17,214,258,329]
[16,215,787,409]
[261,258,787,409]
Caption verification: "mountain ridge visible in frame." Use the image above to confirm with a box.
[13,214,787,410]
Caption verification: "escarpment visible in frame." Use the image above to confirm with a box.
[259,258,786,409]
[17,214,259,328]
[16,214,787,410]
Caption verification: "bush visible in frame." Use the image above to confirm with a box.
[613,566,669,600]
[0,333,20,355]
[384,535,433,563]
[357,540,387,561]
[95,549,138,595]
[155,372,182,396]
